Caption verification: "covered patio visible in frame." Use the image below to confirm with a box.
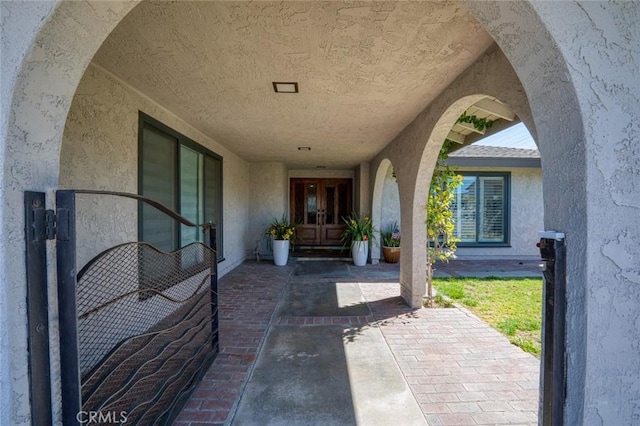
[2,1,639,424]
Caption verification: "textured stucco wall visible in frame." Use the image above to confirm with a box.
[355,162,371,215]
[530,3,640,423]
[371,159,392,263]
[0,2,138,423]
[453,167,543,259]
[223,154,251,274]
[380,166,401,238]
[0,6,56,419]
[59,64,138,270]
[249,163,288,258]
[61,63,251,277]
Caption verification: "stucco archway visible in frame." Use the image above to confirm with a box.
[371,159,390,264]
[1,2,141,423]
[371,158,400,264]
[2,1,639,424]
[372,43,536,309]
[462,5,584,423]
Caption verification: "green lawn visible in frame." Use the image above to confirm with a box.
[433,277,543,357]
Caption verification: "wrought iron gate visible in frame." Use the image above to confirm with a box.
[30,190,219,424]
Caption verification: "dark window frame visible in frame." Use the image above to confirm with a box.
[138,112,224,260]
[452,171,510,247]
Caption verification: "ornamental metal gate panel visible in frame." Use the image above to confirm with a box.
[54,190,219,425]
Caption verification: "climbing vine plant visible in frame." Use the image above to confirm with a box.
[424,113,496,306]
[455,112,495,133]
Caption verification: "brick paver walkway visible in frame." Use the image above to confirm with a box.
[174,262,291,425]
[175,260,540,425]
[360,281,539,425]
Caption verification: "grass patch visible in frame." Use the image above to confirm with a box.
[432,293,455,308]
[433,277,543,357]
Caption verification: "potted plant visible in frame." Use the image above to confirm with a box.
[265,215,296,266]
[341,212,375,266]
[380,221,401,263]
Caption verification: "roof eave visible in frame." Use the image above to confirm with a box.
[446,157,541,168]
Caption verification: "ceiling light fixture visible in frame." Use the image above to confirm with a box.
[297,146,311,151]
[273,82,298,93]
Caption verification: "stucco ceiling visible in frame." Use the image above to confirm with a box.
[93,1,494,169]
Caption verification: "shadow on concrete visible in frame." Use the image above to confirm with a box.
[277,281,370,317]
[294,260,353,278]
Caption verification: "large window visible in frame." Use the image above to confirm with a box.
[451,173,509,246]
[138,113,223,259]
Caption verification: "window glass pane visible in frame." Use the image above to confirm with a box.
[479,176,505,242]
[451,174,508,245]
[180,145,202,247]
[306,184,317,224]
[294,183,305,224]
[141,124,177,252]
[325,183,335,224]
[453,176,477,242]
[139,115,224,298]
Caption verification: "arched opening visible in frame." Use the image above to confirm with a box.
[424,96,546,355]
[3,2,638,425]
[414,94,542,290]
[448,121,543,260]
[1,2,139,424]
[371,158,401,264]
[4,3,561,422]
[419,97,542,261]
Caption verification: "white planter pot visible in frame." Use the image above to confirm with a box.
[272,239,290,266]
[351,240,368,266]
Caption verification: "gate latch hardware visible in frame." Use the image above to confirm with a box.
[45,210,56,240]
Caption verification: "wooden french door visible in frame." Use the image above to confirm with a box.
[290,178,352,246]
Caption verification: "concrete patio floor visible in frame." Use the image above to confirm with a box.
[175,259,541,425]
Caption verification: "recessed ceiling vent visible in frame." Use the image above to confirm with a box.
[273,82,298,93]
[297,146,311,151]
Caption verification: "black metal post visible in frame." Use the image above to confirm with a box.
[24,191,53,425]
[206,225,219,352]
[56,190,82,425]
[541,239,555,426]
[552,237,566,426]
[538,233,566,426]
